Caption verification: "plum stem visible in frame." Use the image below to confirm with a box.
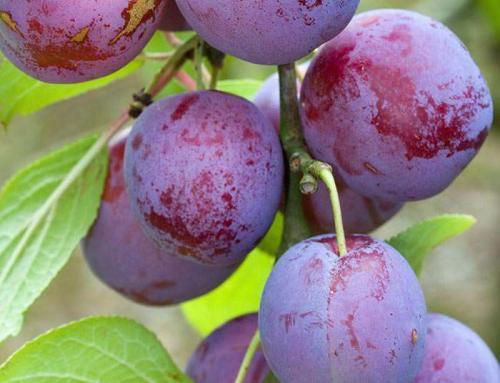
[277,63,313,253]
[147,35,199,96]
[142,52,173,61]
[235,330,261,383]
[194,39,206,90]
[175,70,197,91]
[277,63,348,257]
[313,164,348,257]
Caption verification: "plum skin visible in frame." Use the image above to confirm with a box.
[254,68,403,234]
[82,130,237,306]
[159,0,189,31]
[124,90,284,266]
[415,313,500,382]
[186,314,269,383]
[175,0,360,65]
[301,9,493,202]
[259,234,427,383]
[0,0,165,83]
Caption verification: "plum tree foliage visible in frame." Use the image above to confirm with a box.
[0,1,497,383]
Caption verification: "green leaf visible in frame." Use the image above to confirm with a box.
[217,79,262,100]
[257,212,284,255]
[0,55,143,127]
[0,135,108,343]
[182,248,274,336]
[387,214,476,275]
[0,316,191,383]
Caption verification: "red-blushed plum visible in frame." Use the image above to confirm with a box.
[259,235,426,383]
[186,314,269,383]
[0,0,165,83]
[82,130,237,306]
[125,91,284,266]
[301,9,493,202]
[415,313,500,383]
[159,0,189,31]
[303,181,403,234]
[254,66,402,234]
[175,0,360,65]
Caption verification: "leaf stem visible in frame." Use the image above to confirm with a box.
[234,330,261,383]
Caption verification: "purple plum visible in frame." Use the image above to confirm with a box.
[125,90,284,266]
[186,314,269,383]
[301,9,493,202]
[259,234,427,383]
[175,0,360,65]
[0,0,165,83]
[82,129,237,306]
[415,313,500,383]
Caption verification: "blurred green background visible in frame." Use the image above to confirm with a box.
[0,0,498,366]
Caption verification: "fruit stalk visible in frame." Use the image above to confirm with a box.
[277,63,313,253]
[308,162,348,257]
[277,64,347,257]
[234,330,261,383]
[148,35,200,96]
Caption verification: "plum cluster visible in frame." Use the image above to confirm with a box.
[4,1,496,382]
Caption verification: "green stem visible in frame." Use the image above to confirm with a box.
[194,39,206,90]
[209,65,220,90]
[148,35,199,96]
[315,166,347,257]
[234,331,261,383]
[276,64,347,257]
[277,63,312,255]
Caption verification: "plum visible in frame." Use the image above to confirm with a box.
[415,313,500,382]
[124,90,284,266]
[0,0,165,83]
[175,0,360,65]
[159,0,189,31]
[186,314,269,383]
[301,9,493,202]
[259,234,426,383]
[82,129,237,306]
